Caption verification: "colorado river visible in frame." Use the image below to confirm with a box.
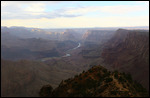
[41,43,81,61]
[63,43,81,57]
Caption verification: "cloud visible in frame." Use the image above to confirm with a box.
[2,16,149,28]
[99,5,147,14]
[1,1,62,6]
[49,5,148,19]
[24,3,45,13]
[1,1,81,19]
[61,6,96,15]
[1,1,149,20]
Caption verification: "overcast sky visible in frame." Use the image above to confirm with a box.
[1,1,149,28]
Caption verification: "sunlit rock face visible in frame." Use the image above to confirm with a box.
[82,30,115,43]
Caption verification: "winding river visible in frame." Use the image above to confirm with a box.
[62,43,81,57]
[41,43,81,61]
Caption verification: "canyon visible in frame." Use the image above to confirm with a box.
[1,26,149,97]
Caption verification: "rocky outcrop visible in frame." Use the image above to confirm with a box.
[39,65,148,97]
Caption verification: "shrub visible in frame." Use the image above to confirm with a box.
[97,73,102,78]
[85,78,94,88]
[114,73,118,79]
[72,81,81,90]
[124,73,132,82]
[118,76,126,83]
[102,68,107,73]
[84,74,88,77]
[123,84,126,88]
[39,84,53,97]
[114,70,119,79]
[114,70,118,74]
[88,69,93,73]
[105,77,113,83]
[99,84,108,93]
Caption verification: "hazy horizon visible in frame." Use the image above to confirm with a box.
[1,1,149,28]
[1,25,149,30]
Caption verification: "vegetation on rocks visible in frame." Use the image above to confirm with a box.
[39,65,149,97]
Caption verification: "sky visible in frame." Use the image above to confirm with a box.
[1,1,149,28]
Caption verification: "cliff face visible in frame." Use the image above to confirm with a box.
[101,29,149,90]
[60,31,76,41]
[80,30,115,58]
[82,30,115,43]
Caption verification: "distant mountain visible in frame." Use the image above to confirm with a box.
[1,26,54,39]
[1,31,78,60]
[1,26,83,41]
[101,29,149,90]
[39,65,148,97]
[2,26,148,41]
[93,26,149,30]
[82,30,115,43]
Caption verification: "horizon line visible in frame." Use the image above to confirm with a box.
[1,25,149,29]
